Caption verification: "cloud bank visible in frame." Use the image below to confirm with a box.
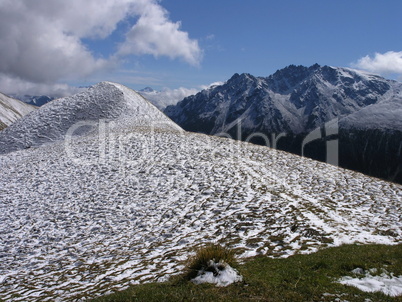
[0,74,84,98]
[139,87,200,110]
[139,81,225,110]
[353,51,402,76]
[0,0,201,95]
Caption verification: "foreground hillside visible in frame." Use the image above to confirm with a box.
[0,121,401,301]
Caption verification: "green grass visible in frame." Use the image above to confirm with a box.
[91,244,402,302]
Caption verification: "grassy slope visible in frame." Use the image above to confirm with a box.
[91,244,402,302]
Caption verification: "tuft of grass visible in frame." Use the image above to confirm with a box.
[185,244,237,280]
[0,121,7,131]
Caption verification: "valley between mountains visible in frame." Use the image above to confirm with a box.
[0,82,401,301]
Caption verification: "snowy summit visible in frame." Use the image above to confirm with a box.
[0,82,180,154]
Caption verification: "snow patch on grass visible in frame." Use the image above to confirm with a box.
[191,261,243,287]
[338,268,402,297]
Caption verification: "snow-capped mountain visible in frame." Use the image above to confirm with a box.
[165,64,402,183]
[11,94,55,107]
[0,92,36,130]
[0,82,179,154]
[165,64,402,135]
[139,86,155,93]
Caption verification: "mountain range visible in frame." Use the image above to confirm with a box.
[165,64,402,183]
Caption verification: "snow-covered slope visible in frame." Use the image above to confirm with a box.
[0,92,36,130]
[340,97,402,131]
[0,122,401,301]
[0,82,180,154]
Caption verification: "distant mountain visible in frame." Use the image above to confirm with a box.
[0,82,180,154]
[12,94,55,106]
[165,64,402,183]
[139,87,156,93]
[0,92,36,130]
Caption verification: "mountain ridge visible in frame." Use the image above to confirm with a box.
[166,64,401,134]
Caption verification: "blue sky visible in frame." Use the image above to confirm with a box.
[149,0,402,87]
[0,0,402,97]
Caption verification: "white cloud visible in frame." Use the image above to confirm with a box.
[139,87,199,109]
[140,81,225,110]
[118,0,202,66]
[352,51,402,75]
[200,81,225,90]
[0,74,84,97]
[21,0,137,39]
[0,0,122,84]
[0,0,202,94]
